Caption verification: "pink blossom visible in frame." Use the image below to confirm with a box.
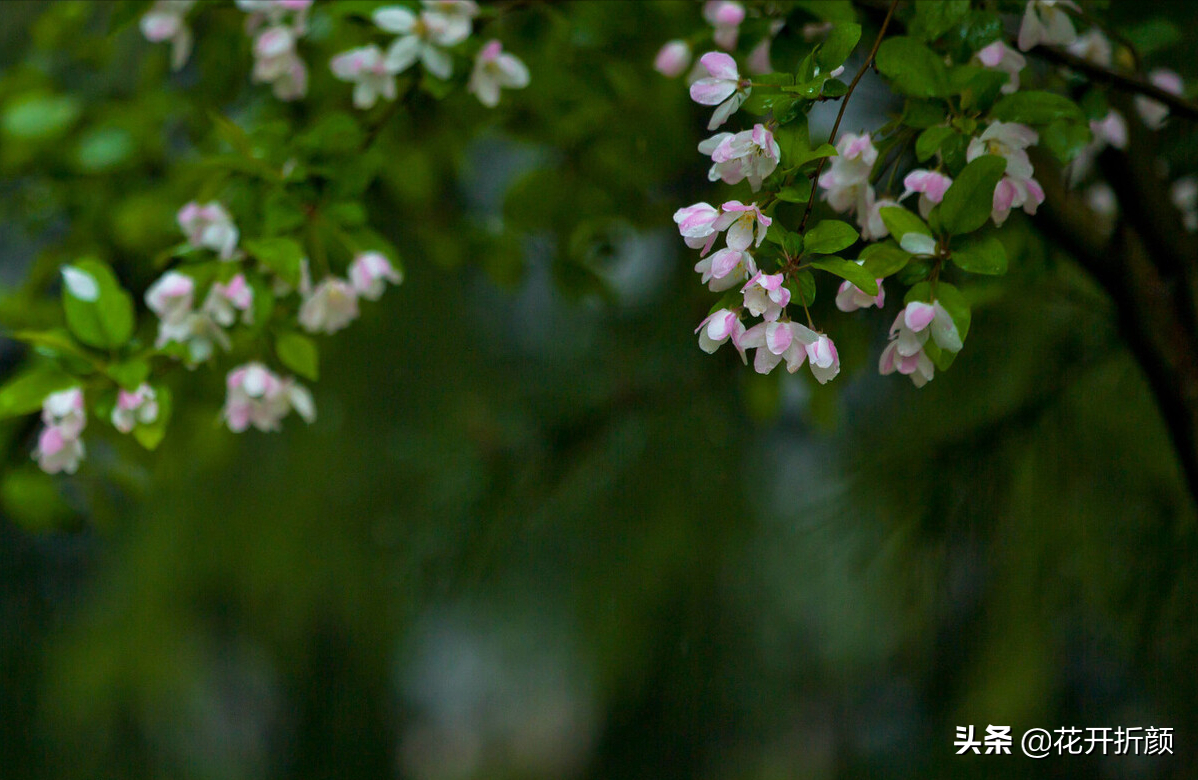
[901,169,954,218]
[42,388,86,440]
[178,201,239,260]
[1066,28,1111,66]
[674,201,722,254]
[204,274,255,327]
[146,271,196,346]
[34,388,86,474]
[740,320,819,375]
[858,188,898,241]
[112,384,159,434]
[349,252,403,300]
[1017,0,1080,52]
[224,363,315,433]
[298,278,360,334]
[713,201,771,252]
[967,122,1037,180]
[468,40,530,108]
[699,123,781,192]
[835,262,885,312]
[703,1,746,50]
[331,45,401,109]
[420,0,479,46]
[805,334,840,384]
[741,272,790,321]
[654,40,692,78]
[694,247,756,292]
[991,175,1045,226]
[140,0,196,71]
[818,132,878,214]
[1091,110,1127,150]
[696,308,746,360]
[689,52,749,131]
[1135,69,1184,130]
[879,301,961,387]
[974,40,1025,94]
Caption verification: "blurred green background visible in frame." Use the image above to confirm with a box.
[1,1,1196,778]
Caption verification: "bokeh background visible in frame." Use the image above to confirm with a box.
[1,1,1197,778]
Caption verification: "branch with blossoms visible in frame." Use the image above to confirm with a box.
[657,0,1195,395]
[1,0,532,476]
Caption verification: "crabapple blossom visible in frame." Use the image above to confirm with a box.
[251,25,308,101]
[694,247,757,291]
[695,308,746,359]
[858,189,898,241]
[468,40,530,108]
[654,40,692,78]
[236,0,313,30]
[146,271,196,346]
[967,122,1037,180]
[879,301,962,387]
[177,201,239,260]
[674,202,721,253]
[223,363,316,433]
[818,133,878,214]
[34,388,86,474]
[974,41,1025,94]
[349,252,403,300]
[420,0,479,46]
[1135,69,1184,130]
[991,175,1045,226]
[689,52,749,131]
[1067,28,1112,66]
[140,0,196,71]
[1017,0,1080,52]
[713,201,771,252]
[298,278,360,335]
[111,384,159,434]
[703,1,745,51]
[331,45,401,109]
[741,272,790,321]
[805,334,840,385]
[374,5,458,80]
[203,274,254,327]
[901,170,953,219]
[835,263,885,312]
[1091,111,1128,150]
[740,320,819,375]
[698,124,780,192]
[1086,182,1117,217]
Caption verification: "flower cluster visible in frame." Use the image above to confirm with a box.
[241,0,313,100]
[33,389,87,475]
[330,2,528,110]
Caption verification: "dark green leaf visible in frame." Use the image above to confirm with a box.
[815,23,861,71]
[276,332,320,381]
[876,37,949,98]
[859,243,911,278]
[951,235,1007,275]
[990,91,1084,124]
[811,256,878,295]
[938,155,1005,235]
[916,126,955,162]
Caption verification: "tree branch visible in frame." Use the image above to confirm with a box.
[1030,45,1198,123]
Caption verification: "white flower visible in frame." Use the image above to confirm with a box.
[879,301,961,387]
[112,384,159,434]
[349,252,403,300]
[140,0,196,71]
[177,201,239,260]
[331,45,401,109]
[468,40,530,108]
[223,363,315,433]
[695,308,746,360]
[146,271,196,346]
[374,5,455,80]
[34,388,87,474]
[974,40,1026,94]
[42,388,86,440]
[203,274,254,327]
[1017,0,1080,52]
[818,133,878,214]
[1135,69,1184,130]
[298,277,360,334]
[252,26,308,101]
[694,248,756,292]
[741,271,790,322]
[698,123,780,192]
[689,52,749,131]
[421,0,479,46]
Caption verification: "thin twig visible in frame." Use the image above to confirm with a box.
[797,0,899,234]
[1030,44,1198,122]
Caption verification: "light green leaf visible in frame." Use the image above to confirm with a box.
[0,366,76,420]
[244,237,305,287]
[803,219,859,255]
[276,332,320,381]
[61,259,135,349]
[916,126,955,162]
[879,206,932,241]
[859,243,911,278]
[815,23,861,71]
[811,256,878,295]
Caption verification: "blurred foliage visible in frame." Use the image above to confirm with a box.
[1,1,1197,779]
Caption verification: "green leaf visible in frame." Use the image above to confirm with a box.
[821,79,849,98]
[938,155,1006,235]
[106,358,150,391]
[876,36,948,98]
[276,332,320,381]
[61,259,135,349]
[244,237,305,287]
[0,466,76,531]
[990,91,1084,125]
[1043,119,1093,164]
[791,270,817,306]
[792,143,839,168]
[803,220,859,255]
[815,23,861,71]
[916,126,955,162]
[903,99,947,129]
[859,243,911,278]
[910,0,971,41]
[952,66,1008,113]
[0,366,76,420]
[951,235,1007,275]
[879,206,932,241]
[2,93,81,140]
[934,281,971,342]
[776,178,813,203]
[132,385,172,451]
[811,256,878,295]
[773,120,811,162]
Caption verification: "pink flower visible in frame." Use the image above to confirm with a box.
[835,262,885,312]
[349,252,403,300]
[298,278,360,334]
[112,384,159,434]
[223,363,315,433]
[689,52,749,131]
[713,201,771,252]
[878,301,961,387]
[698,123,780,192]
[178,201,239,260]
[654,40,692,78]
[858,188,898,241]
[703,1,745,50]
[818,132,878,214]
[331,45,401,109]
[1090,110,1127,150]
[204,274,254,327]
[741,272,790,321]
[140,0,196,71]
[695,308,746,360]
[694,247,757,292]
[1017,0,1080,52]
[805,334,840,384]
[740,320,819,375]
[146,271,196,345]
[901,169,954,218]
[974,40,1025,94]
[991,174,1045,226]
[34,388,87,474]
[1136,69,1184,130]
[1066,28,1111,66]
[674,202,722,254]
[251,26,308,101]
[468,40,530,108]
[967,122,1037,180]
